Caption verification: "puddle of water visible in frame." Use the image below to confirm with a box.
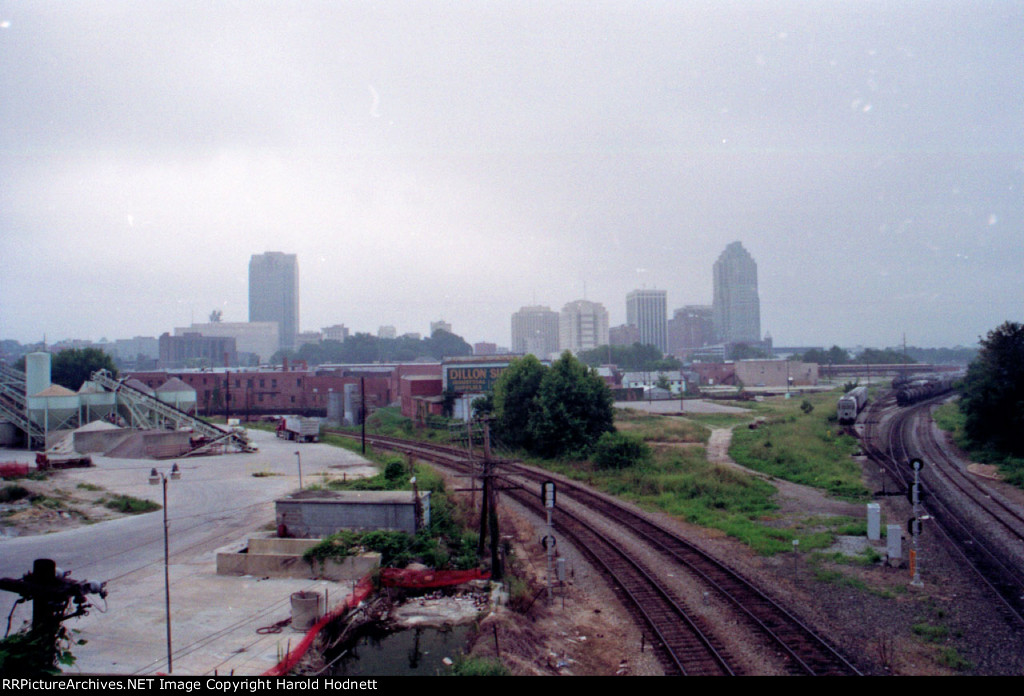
[328,624,471,676]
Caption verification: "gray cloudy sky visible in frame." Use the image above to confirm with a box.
[2,1,1022,350]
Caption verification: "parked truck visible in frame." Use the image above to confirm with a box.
[276,416,320,443]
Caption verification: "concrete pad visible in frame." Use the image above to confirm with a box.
[68,544,368,676]
[2,428,382,677]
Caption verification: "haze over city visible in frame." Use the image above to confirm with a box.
[2,1,1022,350]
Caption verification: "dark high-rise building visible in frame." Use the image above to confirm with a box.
[667,305,714,357]
[712,242,760,344]
[626,289,667,354]
[249,252,299,352]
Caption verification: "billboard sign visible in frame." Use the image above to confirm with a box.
[444,364,509,393]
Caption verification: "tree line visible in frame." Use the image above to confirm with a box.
[274,329,473,365]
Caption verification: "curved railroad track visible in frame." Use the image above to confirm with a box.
[327,428,861,676]
[859,394,1024,627]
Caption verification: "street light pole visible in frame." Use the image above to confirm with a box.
[150,463,180,673]
[161,475,171,673]
[294,451,302,489]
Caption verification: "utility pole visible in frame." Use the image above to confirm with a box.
[0,559,107,671]
[360,377,366,455]
[476,420,503,579]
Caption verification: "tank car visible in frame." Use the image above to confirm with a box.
[895,375,956,407]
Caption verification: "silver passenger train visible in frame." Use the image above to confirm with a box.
[837,386,868,424]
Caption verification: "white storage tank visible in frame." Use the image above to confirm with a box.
[25,352,51,396]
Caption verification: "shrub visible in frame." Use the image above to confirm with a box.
[102,495,160,514]
[592,431,651,470]
[0,485,31,503]
[383,457,407,485]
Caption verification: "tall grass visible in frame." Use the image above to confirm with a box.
[932,400,1024,488]
[729,391,868,500]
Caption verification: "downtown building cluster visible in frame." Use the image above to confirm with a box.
[511,241,765,361]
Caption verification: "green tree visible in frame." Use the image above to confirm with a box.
[526,351,615,458]
[728,343,769,360]
[471,393,494,418]
[577,343,680,371]
[492,354,546,450]
[959,321,1024,456]
[855,347,915,364]
[47,348,118,390]
[424,329,473,360]
[441,386,457,418]
[799,345,851,365]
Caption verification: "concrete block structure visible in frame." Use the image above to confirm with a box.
[734,359,818,388]
[275,490,431,538]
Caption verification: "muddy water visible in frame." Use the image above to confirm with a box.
[328,624,472,676]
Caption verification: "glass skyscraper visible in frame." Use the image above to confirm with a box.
[249,252,299,352]
[712,242,760,344]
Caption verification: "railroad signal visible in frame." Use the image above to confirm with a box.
[906,481,925,506]
[907,517,923,537]
[541,481,556,509]
[909,458,924,472]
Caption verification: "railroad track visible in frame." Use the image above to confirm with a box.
[859,395,1024,627]
[327,428,861,676]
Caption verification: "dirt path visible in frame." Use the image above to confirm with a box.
[706,427,864,519]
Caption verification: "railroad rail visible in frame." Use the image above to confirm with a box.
[860,394,1024,626]
[327,428,861,676]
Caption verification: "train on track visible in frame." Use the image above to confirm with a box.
[837,386,869,424]
[894,374,957,407]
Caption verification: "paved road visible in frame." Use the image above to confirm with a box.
[0,429,376,674]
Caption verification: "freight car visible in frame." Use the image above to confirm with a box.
[837,386,869,424]
[895,375,956,407]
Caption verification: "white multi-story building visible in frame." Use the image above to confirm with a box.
[559,300,609,354]
[321,324,349,343]
[626,289,668,354]
[430,320,453,335]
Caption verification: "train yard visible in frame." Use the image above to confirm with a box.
[860,390,1024,628]
[327,429,860,676]
[321,380,1024,675]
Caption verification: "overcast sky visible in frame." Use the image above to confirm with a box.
[2,1,1022,350]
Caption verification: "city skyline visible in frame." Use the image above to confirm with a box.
[2,2,1022,350]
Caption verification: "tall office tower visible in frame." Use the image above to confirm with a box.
[248,252,299,352]
[511,305,560,357]
[430,320,453,335]
[667,305,714,357]
[559,300,609,353]
[626,289,668,353]
[712,241,761,344]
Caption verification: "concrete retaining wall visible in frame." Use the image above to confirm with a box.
[275,490,431,538]
[215,535,380,581]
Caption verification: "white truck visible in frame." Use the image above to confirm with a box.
[276,416,320,442]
